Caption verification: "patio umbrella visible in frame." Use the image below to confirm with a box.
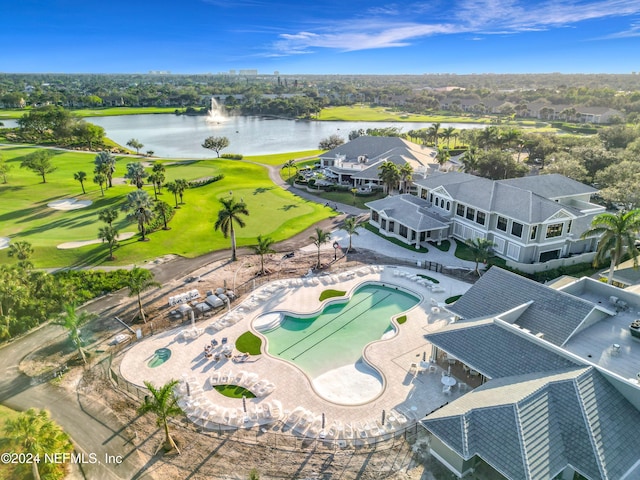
[448,364,452,376]
[321,413,325,429]
[190,309,196,328]
[381,410,386,425]
[242,395,247,413]
[422,351,426,362]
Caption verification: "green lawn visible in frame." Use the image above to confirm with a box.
[244,150,323,167]
[0,106,188,120]
[213,384,256,399]
[235,331,262,355]
[317,105,494,123]
[319,289,346,301]
[0,146,334,268]
[363,223,429,253]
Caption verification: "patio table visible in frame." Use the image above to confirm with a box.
[441,375,457,387]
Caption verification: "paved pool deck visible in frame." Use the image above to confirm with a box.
[120,265,472,435]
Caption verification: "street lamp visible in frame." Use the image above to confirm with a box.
[333,241,340,260]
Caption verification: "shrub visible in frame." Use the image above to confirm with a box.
[396,315,407,324]
[221,153,243,160]
[188,174,225,188]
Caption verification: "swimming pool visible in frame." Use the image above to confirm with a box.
[258,284,420,379]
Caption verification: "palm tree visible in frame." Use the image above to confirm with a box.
[427,122,441,148]
[127,266,161,323]
[74,171,87,194]
[3,408,73,480]
[137,380,183,454]
[214,197,250,262]
[98,207,119,226]
[441,126,456,148]
[175,178,189,204]
[436,148,451,170]
[122,189,155,241]
[462,147,479,174]
[581,209,640,284]
[378,161,400,194]
[94,151,117,188]
[165,181,179,208]
[152,162,166,190]
[251,235,275,275]
[55,303,95,365]
[154,200,172,230]
[310,227,331,269]
[342,216,362,253]
[282,159,297,181]
[125,162,148,189]
[8,240,34,269]
[399,163,413,193]
[98,224,119,260]
[465,238,496,276]
[93,172,106,196]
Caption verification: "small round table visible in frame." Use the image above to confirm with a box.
[441,375,457,387]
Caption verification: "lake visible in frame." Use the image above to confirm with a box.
[3,114,489,158]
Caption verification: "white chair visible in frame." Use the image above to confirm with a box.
[442,385,452,395]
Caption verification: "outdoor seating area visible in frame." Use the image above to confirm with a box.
[281,405,411,443]
[176,376,283,430]
[121,264,473,443]
[392,269,444,292]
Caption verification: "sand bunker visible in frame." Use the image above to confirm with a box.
[0,237,9,250]
[57,232,136,250]
[48,198,93,210]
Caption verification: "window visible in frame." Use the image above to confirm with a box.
[446,201,450,210]
[506,243,521,260]
[372,211,379,223]
[466,207,476,221]
[430,194,433,202]
[421,189,428,199]
[388,221,395,232]
[456,204,465,217]
[497,216,508,232]
[530,225,538,240]
[511,222,523,238]
[567,220,572,234]
[399,225,408,238]
[435,197,439,207]
[381,219,386,229]
[476,211,486,226]
[546,223,563,238]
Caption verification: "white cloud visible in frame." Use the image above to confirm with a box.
[270,0,640,55]
[600,22,640,38]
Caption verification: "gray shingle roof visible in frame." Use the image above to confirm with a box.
[422,367,640,480]
[425,320,577,379]
[446,267,596,346]
[365,194,449,231]
[414,172,589,224]
[320,136,435,162]
[498,174,597,199]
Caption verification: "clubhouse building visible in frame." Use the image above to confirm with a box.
[365,172,605,268]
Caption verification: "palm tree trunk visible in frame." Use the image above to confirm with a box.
[607,251,617,285]
[317,245,321,269]
[260,255,265,275]
[138,293,146,323]
[31,460,41,480]
[164,420,180,454]
[230,223,237,262]
[81,182,86,194]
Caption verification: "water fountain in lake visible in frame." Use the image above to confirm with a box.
[206,97,227,124]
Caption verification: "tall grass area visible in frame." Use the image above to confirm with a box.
[0,146,334,268]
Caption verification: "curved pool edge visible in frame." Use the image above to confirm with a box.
[250,278,426,407]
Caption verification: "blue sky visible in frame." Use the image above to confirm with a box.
[1,0,639,74]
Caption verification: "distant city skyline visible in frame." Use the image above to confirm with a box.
[2,0,640,74]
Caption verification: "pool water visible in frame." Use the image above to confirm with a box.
[147,348,172,368]
[260,284,419,378]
